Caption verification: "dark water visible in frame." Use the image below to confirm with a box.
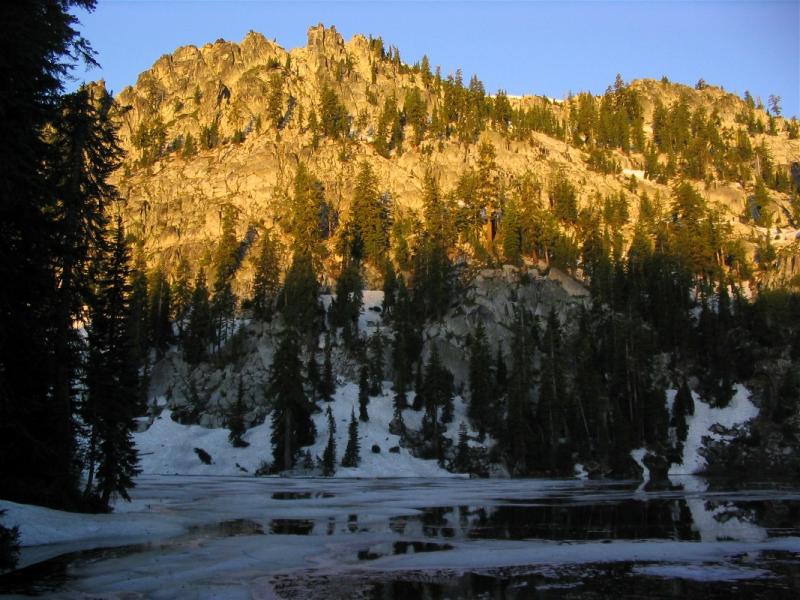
[1,476,799,598]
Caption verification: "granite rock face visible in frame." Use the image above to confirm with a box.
[106,25,800,290]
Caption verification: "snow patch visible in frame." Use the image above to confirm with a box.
[0,499,183,548]
[135,409,273,476]
[630,448,649,481]
[669,384,758,476]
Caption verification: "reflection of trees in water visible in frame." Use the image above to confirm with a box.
[461,500,698,541]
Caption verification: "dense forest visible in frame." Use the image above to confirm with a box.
[1,9,800,580]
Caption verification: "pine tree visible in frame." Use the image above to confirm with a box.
[381,261,398,321]
[368,328,385,395]
[319,84,349,139]
[505,309,536,475]
[171,257,192,337]
[228,378,249,448]
[350,162,389,267]
[251,229,281,321]
[453,422,471,473]
[182,132,197,158]
[672,379,694,444]
[359,365,370,421]
[421,346,454,461]
[322,406,337,476]
[148,267,173,358]
[306,350,320,401]
[128,252,150,378]
[267,73,284,128]
[84,218,141,508]
[280,249,320,340]
[286,163,328,255]
[341,408,361,467]
[319,333,336,401]
[183,269,213,365]
[0,0,106,508]
[211,206,239,347]
[468,321,493,438]
[330,259,364,349]
[268,332,315,472]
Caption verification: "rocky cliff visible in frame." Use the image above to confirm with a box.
[108,25,800,291]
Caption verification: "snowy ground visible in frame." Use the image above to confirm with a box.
[134,383,479,478]
[136,288,490,478]
[2,476,799,598]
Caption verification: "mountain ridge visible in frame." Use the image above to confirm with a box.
[107,24,800,291]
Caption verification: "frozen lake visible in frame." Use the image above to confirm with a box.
[2,475,800,598]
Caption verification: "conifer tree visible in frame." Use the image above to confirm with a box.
[421,346,454,461]
[468,322,493,438]
[84,218,141,508]
[672,379,694,445]
[330,259,364,349]
[341,408,361,467]
[148,267,173,358]
[183,269,213,365]
[269,332,315,472]
[505,309,536,474]
[267,73,284,128]
[171,257,192,336]
[211,206,239,347]
[182,132,197,158]
[280,249,320,341]
[0,0,112,508]
[320,84,349,139]
[251,229,281,321]
[538,309,569,472]
[287,163,329,255]
[350,162,389,266]
[306,350,320,401]
[322,406,337,476]
[381,261,398,321]
[358,365,370,421]
[453,422,471,473]
[228,378,249,448]
[319,333,336,401]
[128,252,150,384]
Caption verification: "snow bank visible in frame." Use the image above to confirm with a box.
[134,410,273,476]
[135,386,480,478]
[669,384,758,475]
[311,382,475,478]
[0,499,183,547]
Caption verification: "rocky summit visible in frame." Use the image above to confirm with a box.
[110,25,800,293]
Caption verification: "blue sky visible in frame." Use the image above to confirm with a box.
[71,1,799,117]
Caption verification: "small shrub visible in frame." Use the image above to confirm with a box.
[0,510,20,573]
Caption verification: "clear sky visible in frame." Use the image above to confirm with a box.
[71,0,800,117]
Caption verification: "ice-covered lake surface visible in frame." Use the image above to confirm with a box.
[2,476,800,599]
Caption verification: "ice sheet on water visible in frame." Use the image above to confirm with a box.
[633,563,772,581]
